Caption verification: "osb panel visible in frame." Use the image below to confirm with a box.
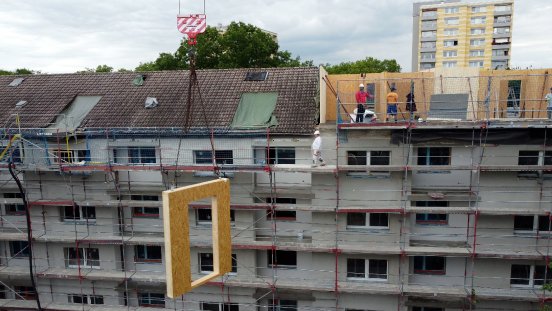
[163,178,231,298]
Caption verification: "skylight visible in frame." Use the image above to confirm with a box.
[245,71,268,81]
[145,97,158,109]
[9,78,25,87]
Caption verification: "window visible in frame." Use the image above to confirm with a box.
[471,28,485,35]
[417,147,451,166]
[269,300,297,311]
[420,63,435,70]
[422,21,437,28]
[53,149,90,164]
[444,7,459,14]
[196,208,235,224]
[494,27,510,34]
[128,147,156,164]
[470,39,485,46]
[470,50,485,57]
[347,258,388,280]
[266,198,297,220]
[194,150,234,165]
[421,10,437,19]
[495,5,512,12]
[421,31,436,38]
[494,16,511,24]
[416,214,448,225]
[65,247,100,269]
[415,201,448,225]
[443,28,458,36]
[492,49,509,56]
[414,256,446,274]
[347,151,390,166]
[4,193,25,215]
[493,38,510,45]
[14,286,36,300]
[201,302,239,311]
[514,215,552,232]
[245,71,268,81]
[443,40,458,47]
[135,245,162,263]
[471,16,486,25]
[421,53,435,60]
[444,18,459,25]
[347,213,389,229]
[510,264,551,287]
[10,241,29,258]
[265,147,295,164]
[421,41,436,49]
[63,205,96,223]
[68,294,103,305]
[131,195,160,218]
[469,61,484,68]
[138,292,165,307]
[267,250,297,268]
[518,151,540,165]
[472,6,487,13]
[199,253,237,273]
[443,50,457,58]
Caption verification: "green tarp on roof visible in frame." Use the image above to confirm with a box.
[230,92,279,129]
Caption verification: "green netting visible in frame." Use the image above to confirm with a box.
[132,75,144,86]
[230,92,279,129]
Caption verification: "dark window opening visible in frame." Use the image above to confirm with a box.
[534,265,552,286]
[63,205,96,222]
[135,245,162,263]
[269,300,297,311]
[416,213,448,225]
[266,147,295,164]
[347,213,388,228]
[514,215,534,231]
[414,256,446,274]
[201,302,239,311]
[417,147,451,166]
[195,150,234,165]
[15,286,36,300]
[133,206,160,218]
[128,147,156,164]
[10,241,29,257]
[267,250,297,268]
[245,71,269,81]
[347,258,365,278]
[510,264,531,285]
[138,292,165,307]
[347,151,367,165]
[518,151,539,165]
[200,253,237,273]
[268,210,297,221]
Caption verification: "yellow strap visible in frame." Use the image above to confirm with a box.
[0,134,21,161]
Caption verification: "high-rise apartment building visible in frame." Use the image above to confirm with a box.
[412,0,514,71]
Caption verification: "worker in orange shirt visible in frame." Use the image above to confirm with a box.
[386,87,399,122]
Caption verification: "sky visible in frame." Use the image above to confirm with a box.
[0,0,550,73]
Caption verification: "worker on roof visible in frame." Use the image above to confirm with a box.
[386,87,399,122]
[311,130,326,167]
[406,91,418,121]
[355,83,373,123]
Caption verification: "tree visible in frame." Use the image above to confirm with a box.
[0,68,35,75]
[95,64,113,72]
[325,57,401,74]
[138,21,313,71]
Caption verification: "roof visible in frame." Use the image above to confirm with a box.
[0,67,320,135]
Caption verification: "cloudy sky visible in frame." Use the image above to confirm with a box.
[0,0,550,73]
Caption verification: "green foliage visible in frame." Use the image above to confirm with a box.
[0,68,35,75]
[95,64,113,72]
[139,22,313,71]
[116,68,132,73]
[325,57,401,74]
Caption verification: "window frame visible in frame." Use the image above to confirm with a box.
[269,299,298,311]
[131,195,160,218]
[201,302,240,311]
[62,205,96,223]
[444,17,459,25]
[199,252,237,274]
[443,40,458,47]
[346,258,388,281]
[4,193,25,215]
[417,147,451,166]
[14,286,36,300]
[267,250,297,269]
[138,292,165,308]
[510,264,551,288]
[196,208,235,225]
[128,147,157,164]
[444,7,459,14]
[262,147,296,165]
[470,16,486,25]
[346,213,389,230]
[470,39,486,46]
[65,247,100,269]
[443,28,458,36]
[135,245,162,263]
[471,6,487,13]
[10,241,29,258]
[514,215,552,233]
[470,50,485,57]
[443,50,458,58]
[194,150,234,165]
[413,256,446,275]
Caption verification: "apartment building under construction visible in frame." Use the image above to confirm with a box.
[1,66,552,311]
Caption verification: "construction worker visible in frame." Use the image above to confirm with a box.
[406,91,418,120]
[386,87,399,122]
[311,130,325,167]
[355,84,373,123]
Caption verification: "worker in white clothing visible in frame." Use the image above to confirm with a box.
[311,130,326,167]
